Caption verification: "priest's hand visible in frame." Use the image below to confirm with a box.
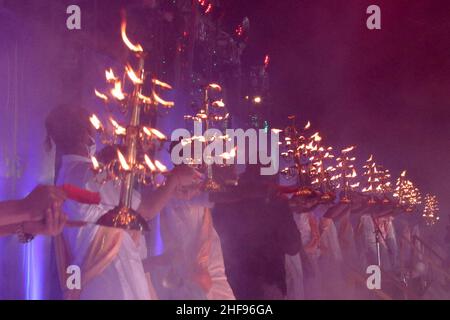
[20,185,66,222]
[23,203,67,236]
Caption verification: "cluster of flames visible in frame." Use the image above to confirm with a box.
[279,117,433,219]
[393,171,422,212]
[280,117,312,183]
[280,117,337,199]
[90,17,173,186]
[183,83,229,124]
[361,155,393,204]
[183,83,234,189]
[423,194,439,226]
[335,146,359,203]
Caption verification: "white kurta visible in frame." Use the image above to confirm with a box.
[357,214,397,272]
[293,211,321,300]
[150,194,235,300]
[57,155,155,300]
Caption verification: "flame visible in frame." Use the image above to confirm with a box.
[208,83,222,91]
[220,147,237,160]
[264,54,270,68]
[218,134,230,141]
[126,64,143,85]
[311,132,322,142]
[154,160,168,173]
[181,138,192,146]
[142,127,166,140]
[304,121,311,130]
[110,118,126,135]
[143,127,152,137]
[196,113,208,120]
[401,170,406,177]
[117,150,131,171]
[152,79,172,90]
[138,93,152,104]
[350,182,360,188]
[150,128,166,140]
[144,155,157,172]
[204,3,213,14]
[367,154,373,162]
[111,81,126,101]
[212,100,225,107]
[121,19,143,53]
[91,156,100,170]
[105,68,118,82]
[94,89,108,102]
[89,114,102,130]
[342,146,355,154]
[153,92,174,107]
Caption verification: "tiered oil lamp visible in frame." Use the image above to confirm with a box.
[308,134,336,201]
[89,16,173,231]
[335,146,359,203]
[362,155,381,205]
[184,83,230,191]
[393,170,422,213]
[280,116,314,197]
[377,165,393,204]
[423,194,439,226]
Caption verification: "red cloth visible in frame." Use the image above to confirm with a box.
[61,184,101,205]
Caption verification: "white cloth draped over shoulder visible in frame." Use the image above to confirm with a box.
[150,193,235,300]
[56,155,156,300]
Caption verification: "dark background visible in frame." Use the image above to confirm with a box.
[224,0,450,230]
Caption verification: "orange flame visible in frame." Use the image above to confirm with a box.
[138,93,152,104]
[149,128,166,140]
[311,132,322,142]
[89,114,102,130]
[154,160,168,173]
[91,156,100,170]
[304,121,311,130]
[117,150,131,171]
[121,19,143,53]
[111,81,126,101]
[126,64,143,85]
[152,79,172,90]
[94,89,109,102]
[144,155,157,172]
[105,68,118,82]
[142,127,152,137]
[342,146,355,154]
[220,147,237,160]
[153,92,174,107]
[110,118,126,136]
[208,83,222,91]
[212,100,225,107]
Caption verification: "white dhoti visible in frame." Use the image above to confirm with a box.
[293,212,321,300]
[284,252,304,299]
[150,194,235,300]
[56,155,155,300]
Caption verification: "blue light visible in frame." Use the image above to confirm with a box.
[154,214,164,255]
